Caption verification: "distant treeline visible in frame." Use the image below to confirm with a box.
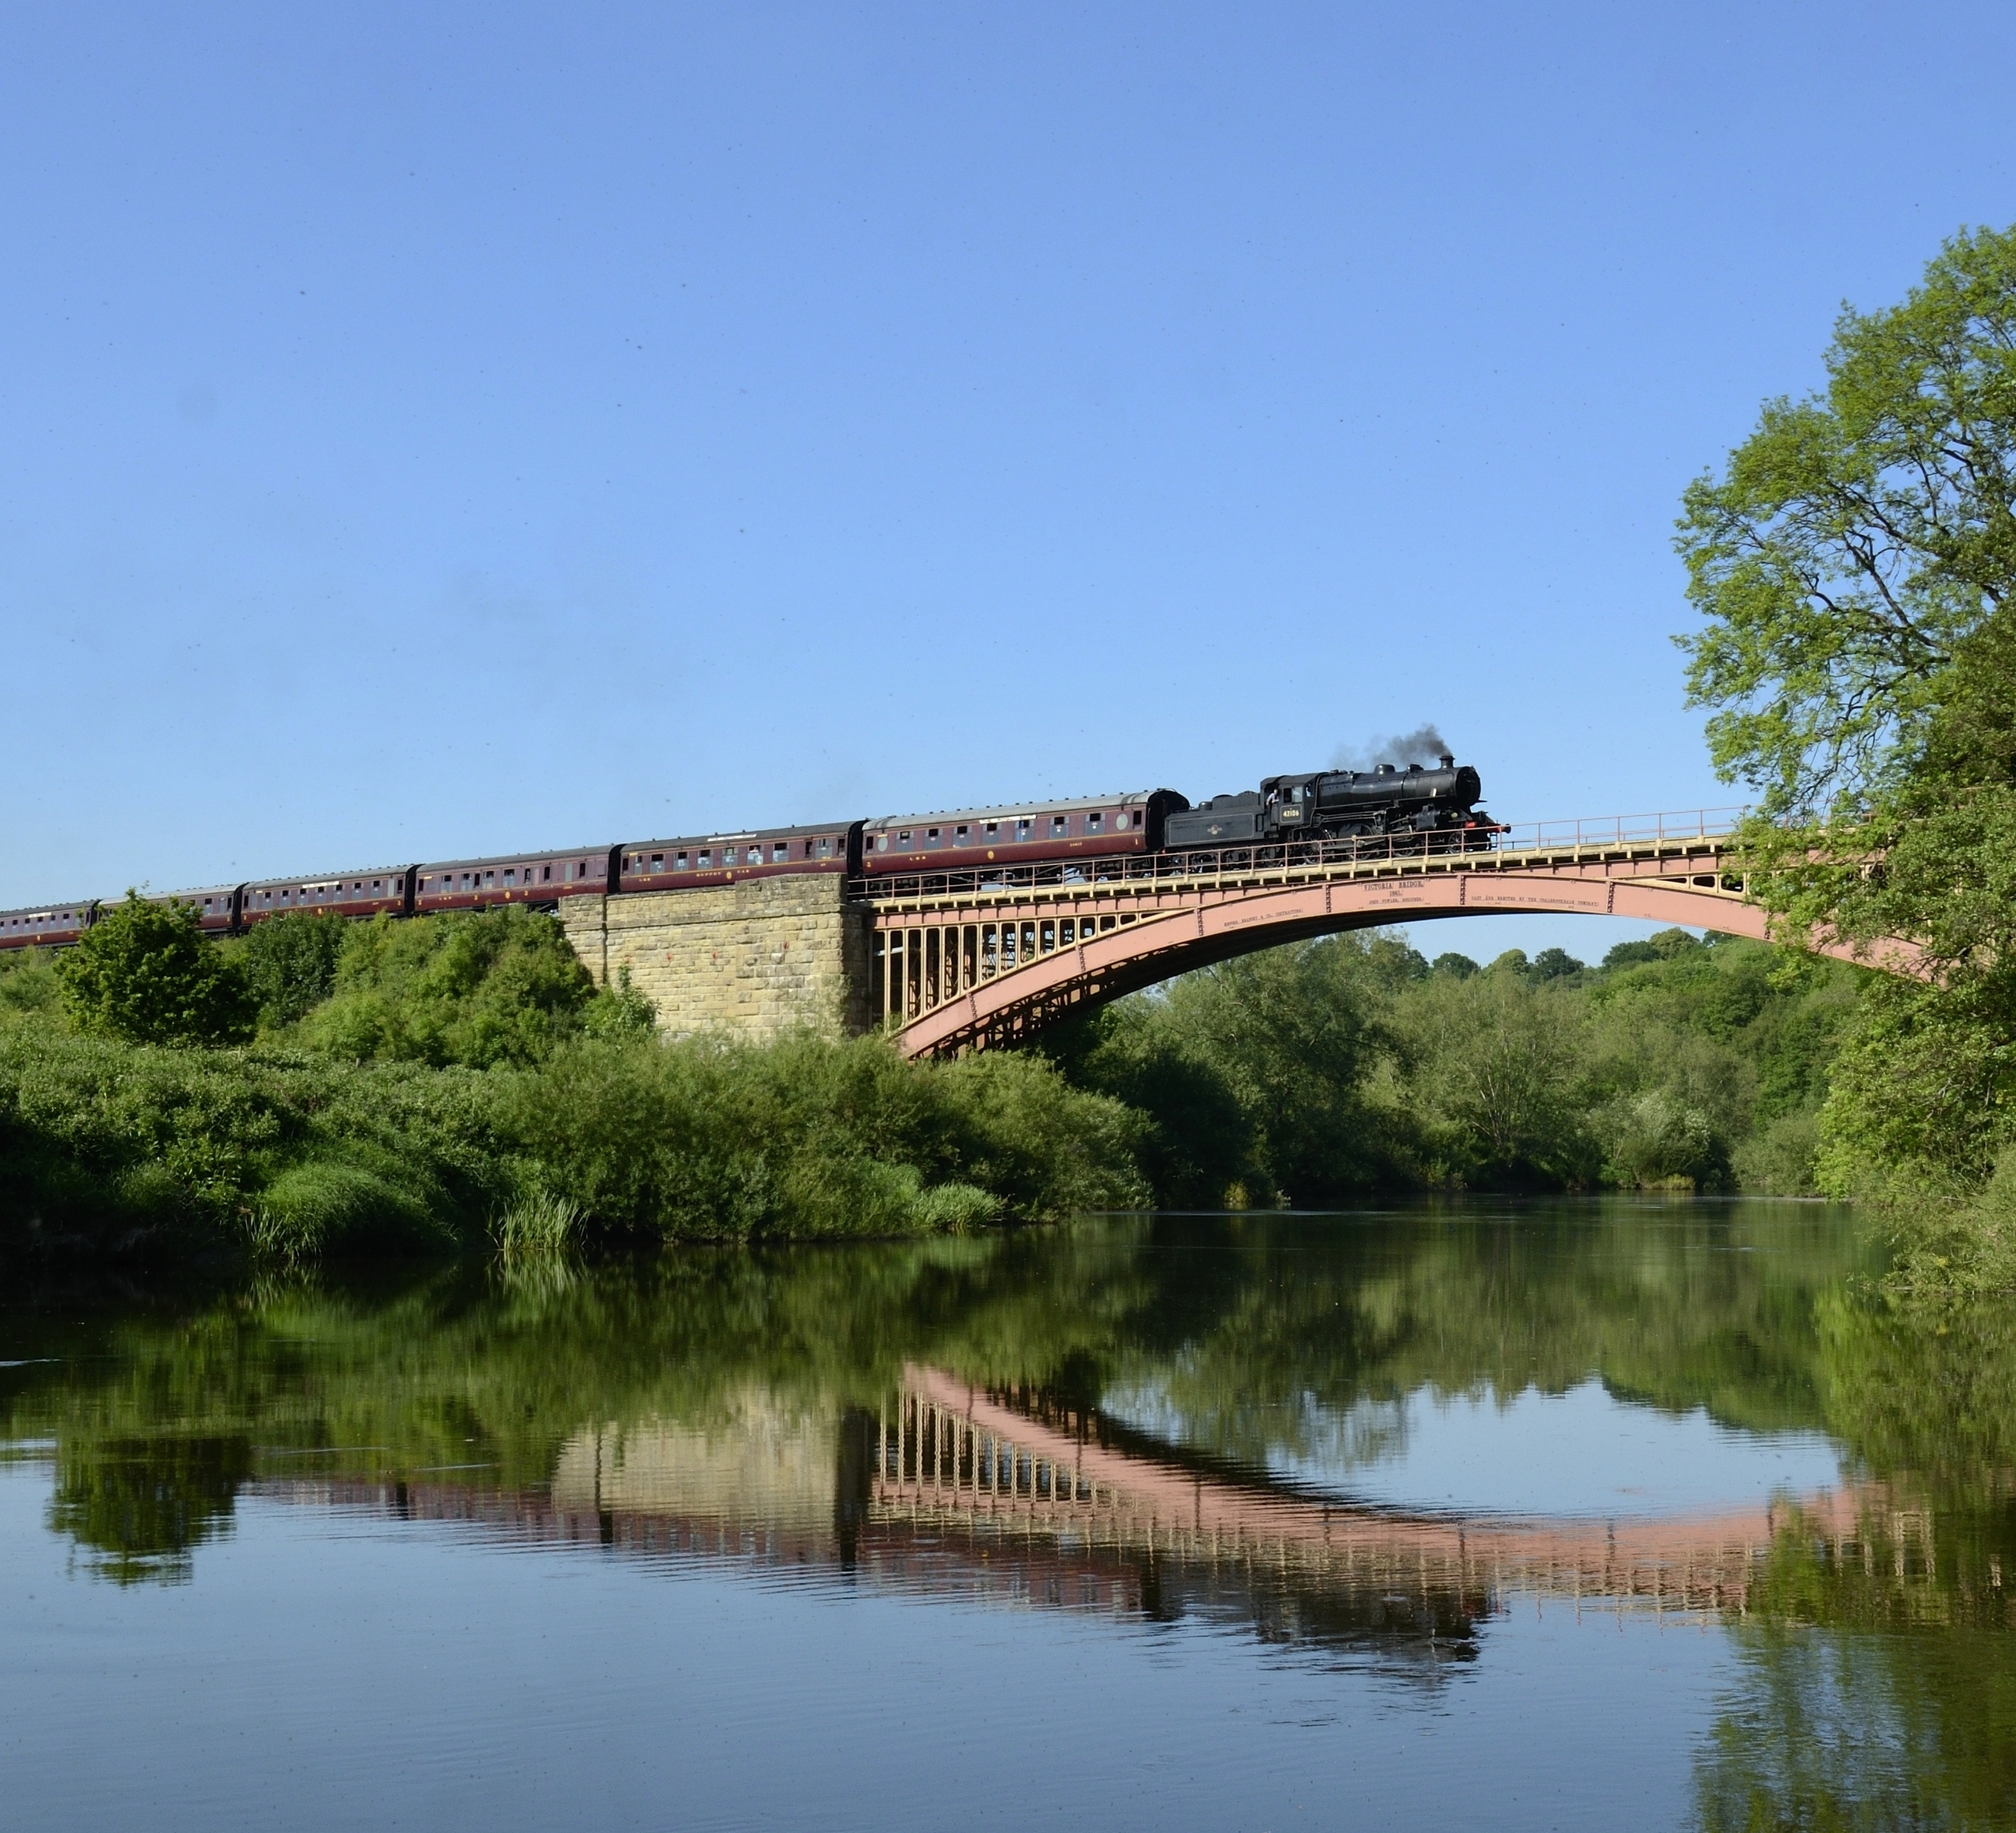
[1047,927,1862,1209]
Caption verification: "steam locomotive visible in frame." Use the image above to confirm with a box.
[1165,753,1484,847]
[0,756,1492,949]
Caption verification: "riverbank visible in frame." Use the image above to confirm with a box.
[0,1022,1149,1265]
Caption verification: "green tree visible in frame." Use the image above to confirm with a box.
[54,894,255,1047]
[302,906,599,1067]
[237,910,348,1028]
[1677,222,2016,825]
[1395,971,1594,1186]
[1676,224,2016,1235]
[1069,935,1413,1205]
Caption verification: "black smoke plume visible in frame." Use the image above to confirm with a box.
[1332,723,1451,771]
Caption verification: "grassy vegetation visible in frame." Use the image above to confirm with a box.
[0,906,1147,1266]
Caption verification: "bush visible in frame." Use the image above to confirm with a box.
[0,950,62,1021]
[238,911,347,1029]
[302,906,597,1067]
[0,1024,512,1260]
[0,1012,1146,1264]
[55,894,255,1047]
[490,1030,1147,1241]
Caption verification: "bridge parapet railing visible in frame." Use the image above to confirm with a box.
[858,808,1748,904]
[1496,807,1747,854]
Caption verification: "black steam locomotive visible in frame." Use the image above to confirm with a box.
[1164,753,1487,848]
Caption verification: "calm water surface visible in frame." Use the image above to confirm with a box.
[4,1201,2013,1831]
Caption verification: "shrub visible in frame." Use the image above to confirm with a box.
[0,950,62,1021]
[55,894,255,1047]
[489,1030,1146,1241]
[238,911,347,1028]
[303,907,597,1067]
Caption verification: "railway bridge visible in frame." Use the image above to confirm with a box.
[562,808,1895,1053]
[866,810,1808,1058]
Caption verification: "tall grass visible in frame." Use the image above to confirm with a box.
[0,1016,1144,1266]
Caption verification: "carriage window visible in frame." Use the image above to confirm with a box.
[650,854,664,871]
[725,846,740,866]
[675,853,688,870]
[1133,811,1144,826]
[985,821,999,839]
[955,826,969,841]
[926,828,939,842]
[698,850,712,868]
[818,838,832,858]
[542,865,552,881]
[503,870,515,886]
[773,843,788,862]
[1052,816,1068,836]
[1016,819,1032,839]
[1087,811,1102,832]
[898,831,912,849]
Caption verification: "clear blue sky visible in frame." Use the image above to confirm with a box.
[4,3,2010,963]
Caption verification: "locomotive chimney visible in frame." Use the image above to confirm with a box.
[1438,752,1454,768]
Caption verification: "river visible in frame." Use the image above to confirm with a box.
[3,1200,2012,1830]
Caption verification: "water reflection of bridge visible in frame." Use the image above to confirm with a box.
[253,1367,1933,1652]
[867,1367,1880,1623]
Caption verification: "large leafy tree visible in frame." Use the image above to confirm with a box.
[56,893,256,1047]
[1678,223,2016,823]
[1677,225,2016,1193]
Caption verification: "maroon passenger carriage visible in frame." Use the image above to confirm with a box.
[858,790,1189,879]
[148,886,243,934]
[240,869,413,925]
[0,901,99,949]
[413,846,617,914]
[617,822,862,893]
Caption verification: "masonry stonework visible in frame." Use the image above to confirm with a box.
[558,875,873,1041]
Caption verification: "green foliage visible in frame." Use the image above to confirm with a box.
[493,1030,1141,1241]
[1395,969,1597,1186]
[54,893,255,1047]
[237,911,347,1028]
[0,1023,511,1261]
[1067,935,1413,1206]
[1677,222,2016,823]
[0,1012,1140,1264]
[491,1191,584,1258]
[1673,223,2016,1265]
[1070,929,1865,1200]
[0,949,62,1020]
[581,964,657,1040]
[301,906,598,1067]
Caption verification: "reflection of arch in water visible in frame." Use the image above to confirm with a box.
[868,1367,1869,1622]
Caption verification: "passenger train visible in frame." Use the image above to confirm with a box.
[0,756,1492,950]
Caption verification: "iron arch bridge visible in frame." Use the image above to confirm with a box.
[865,809,1863,1060]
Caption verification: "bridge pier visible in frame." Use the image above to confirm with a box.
[557,874,874,1042]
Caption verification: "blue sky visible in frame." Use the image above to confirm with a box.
[4,2,2010,964]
